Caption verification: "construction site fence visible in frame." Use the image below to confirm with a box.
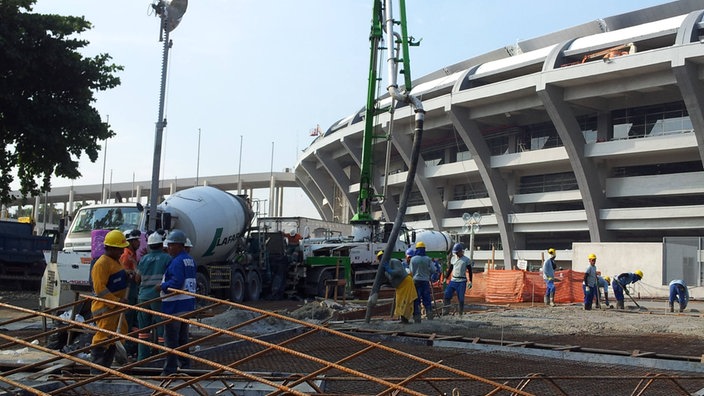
[434,269,585,303]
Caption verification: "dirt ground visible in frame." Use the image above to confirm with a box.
[194,294,704,357]
[3,289,703,358]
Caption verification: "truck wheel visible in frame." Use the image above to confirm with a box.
[245,271,261,301]
[230,271,245,303]
[196,272,210,296]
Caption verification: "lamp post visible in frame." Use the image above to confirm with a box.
[237,135,243,194]
[196,128,201,186]
[461,212,482,260]
[101,115,109,204]
[148,0,188,231]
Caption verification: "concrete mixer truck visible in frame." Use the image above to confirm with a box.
[42,186,280,306]
[41,185,452,306]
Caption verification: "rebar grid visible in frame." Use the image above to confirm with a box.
[1,292,533,396]
[1,293,703,395]
[173,288,535,395]
[0,300,309,396]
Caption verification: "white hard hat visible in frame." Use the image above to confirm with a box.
[147,232,164,245]
[125,229,141,241]
[185,238,193,248]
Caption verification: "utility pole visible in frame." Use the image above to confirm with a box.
[196,128,201,186]
[101,115,109,204]
[237,135,243,194]
[148,0,188,231]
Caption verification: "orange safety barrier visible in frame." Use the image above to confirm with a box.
[461,269,586,303]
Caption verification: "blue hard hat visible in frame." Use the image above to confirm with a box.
[452,243,464,253]
[405,248,415,257]
[165,229,187,245]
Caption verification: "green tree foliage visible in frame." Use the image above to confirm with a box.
[0,0,122,205]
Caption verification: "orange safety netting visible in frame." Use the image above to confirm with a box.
[434,270,586,303]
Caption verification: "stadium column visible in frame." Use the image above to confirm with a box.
[448,107,518,271]
[672,10,704,167]
[314,149,357,222]
[390,128,446,231]
[300,159,335,220]
[535,83,610,242]
[340,135,399,223]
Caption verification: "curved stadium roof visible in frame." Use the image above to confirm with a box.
[295,0,704,268]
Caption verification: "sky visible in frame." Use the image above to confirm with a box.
[29,0,672,218]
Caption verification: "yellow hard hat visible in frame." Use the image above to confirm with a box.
[415,241,426,249]
[376,250,384,258]
[547,248,556,255]
[104,229,129,248]
[604,276,611,283]
[635,269,643,279]
[588,253,597,260]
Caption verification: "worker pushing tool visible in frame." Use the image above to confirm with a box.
[379,251,417,324]
[668,279,689,313]
[611,270,643,310]
[596,275,611,308]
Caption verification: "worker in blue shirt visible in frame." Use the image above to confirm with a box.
[542,248,557,306]
[583,253,598,310]
[596,275,611,308]
[409,241,437,323]
[668,279,689,313]
[403,248,414,273]
[159,229,197,376]
[443,243,473,315]
[611,270,643,310]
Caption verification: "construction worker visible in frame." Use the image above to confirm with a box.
[443,243,472,315]
[611,270,643,310]
[582,253,598,310]
[668,279,689,313]
[409,241,436,323]
[159,229,197,375]
[90,229,130,373]
[379,251,417,324]
[135,231,171,361]
[120,229,141,358]
[403,248,414,273]
[184,238,193,253]
[596,275,611,308]
[284,228,302,258]
[542,248,557,306]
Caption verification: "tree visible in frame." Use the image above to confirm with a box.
[0,0,122,205]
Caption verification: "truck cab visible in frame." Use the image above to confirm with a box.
[41,202,169,309]
[63,202,152,252]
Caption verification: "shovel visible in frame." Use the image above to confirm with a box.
[113,312,128,364]
[616,279,643,310]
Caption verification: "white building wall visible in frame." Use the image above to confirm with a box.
[573,242,669,298]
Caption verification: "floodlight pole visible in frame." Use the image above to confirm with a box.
[101,115,109,204]
[195,128,201,186]
[148,13,172,232]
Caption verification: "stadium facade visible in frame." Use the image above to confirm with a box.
[295,0,704,270]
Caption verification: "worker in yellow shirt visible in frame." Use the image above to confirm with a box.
[90,230,130,373]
